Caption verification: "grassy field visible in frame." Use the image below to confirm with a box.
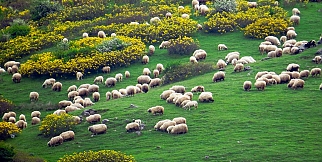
[2,1,322,162]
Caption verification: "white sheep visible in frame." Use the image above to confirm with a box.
[29,92,39,102]
[216,59,227,69]
[119,89,127,96]
[150,17,161,25]
[287,30,297,39]
[142,55,149,64]
[181,13,190,19]
[67,85,77,92]
[198,92,214,102]
[78,88,89,97]
[314,56,321,64]
[115,73,123,82]
[111,33,116,37]
[92,92,100,102]
[199,5,209,15]
[88,84,99,93]
[292,8,300,15]
[243,81,252,91]
[174,95,191,107]
[60,130,75,141]
[226,52,240,63]
[147,106,164,115]
[218,44,228,51]
[65,105,80,113]
[58,100,73,109]
[279,73,291,83]
[47,136,63,147]
[31,111,41,118]
[53,110,66,115]
[191,86,205,93]
[310,68,321,77]
[149,78,162,88]
[154,119,172,130]
[183,101,198,110]
[106,91,112,101]
[18,114,26,121]
[62,38,68,43]
[84,97,95,107]
[212,71,225,82]
[286,63,300,72]
[76,72,83,80]
[105,77,117,87]
[125,71,130,79]
[15,120,27,129]
[143,68,151,76]
[97,31,106,38]
[8,116,16,123]
[160,90,175,100]
[82,32,89,38]
[159,121,176,131]
[88,124,107,135]
[193,49,207,60]
[265,36,280,46]
[234,63,244,72]
[190,56,198,63]
[299,70,310,78]
[290,15,300,25]
[280,36,287,43]
[102,66,111,73]
[125,122,140,132]
[247,2,257,8]
[137,75,151,84]
[126,85,137,96]
[52,82,62,92]
[159,41,171,49]
[254,80,266,91]
[94,76,104,84]
[169,123,188,134]
[170,85,186,94]
[156,63,164,73]
[12,73,21,83]
[86,114,101,123]
[165,12,172,18]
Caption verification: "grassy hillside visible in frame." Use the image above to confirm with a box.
[2,1,322,162]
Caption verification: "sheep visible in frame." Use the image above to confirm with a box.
[264,45,278,53]
[58,100,72,109]
[67,85,77,92]
[169,123,188,134]
[4,61,20,70]
[154,119,172,130]
[216,59,227,69]
[299,70,310,78]
[143,68,151,76]
[291,71,300,79]
[190,56,198,63]
[170,85,186,94]
[129,22,139,25]
[31,117,41,125]
[159,41,170,49]
[159,121,176,131]
[287,30,297,39]
[280,36,287,44]
[184,92,193,100]
[165,12,172,18]
[0,68,6,74]
[234,63,244,72]
[2,113,11,122]
[73,116,82,124]
[292,8,300,15]
[78,88,89,97]
[147,106,164,115]
[29,92,39,102]
[183,100,198,110]
[141,55,150,65]
[290,15,300,25]
[191,86,205,93]
[119,88,127,96]
[84,97,95,107]
[160,90,175,100]
[82,32,89,38]
[115,73,123,82]
[88,124,107,135]
[92,92,100,102]
[52,82,62,92]
[53,109,66,115]
[137,75,151,85]
[105,77,117,87]
[247,2,257,8]
[12,73,21,83]
[19,114,26,121]
[31,111,41,118]
[265,36,280,46]
[102,66,111,73]
[254,80,266,91]
[291,79,305,89]
[156,63,164,73]
[310,68,321,77]
[218,44,228,51]
[112,90,122,99]
[243,81,252,91]
[282,47,292,54]
[152,69,160,78]
[168,93,183,104]
[126,85,137,96]
[124,71,130,79]
[97,31,106,38]
[199,5,209,15]
[47,136,63,147]
[88,84,99,93]
[174,95,191,107]
[212,71,225,82]
[79,83,91,89]
[8,116,16,123]
[15,120,27,129]
[65,105,80,113]
[76,72,83,80]
[279,73,291,83]
[181,13,190,19]
[314,56,322,64]
[193,49,207,60]
[226,52,240,63]
[10,65,18,73]
[192,0,199,8]
[149,78,162,88]
[60,130,75,141]
[125,122,140,132]
[111,33,116,37]
[197,24,202,30]
[286,63,300,72]
[320,83,322,90]
[290,46,300,55]
[93,76,104,84]
[106,91,112,101]
[198,92,214,102]
[180,99,191,108]
[86,114,101,123]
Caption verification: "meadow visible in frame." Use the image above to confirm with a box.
[1,1,322,161]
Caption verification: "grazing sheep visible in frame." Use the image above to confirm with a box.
[52,82,62,92]
[265,36,280,46]
[280,36,287,44]
[12,73,21,83]
[119,88,127,96]
[125,71,130,79]
[290,15,300,25]
[67,85,77,92]
[106,91,112,101]
[19,114,26,121]
[198,92,214,102]
[159,41,170,49]
[190,56,198,63]
[78,88,89,97]
[82,32,89,38]
[115,73,123,82]
[97,31,106,38]
[53,110,66,116]
[248,1,257,8]
[58,100,73,109]
[154,119,172,130]
[126,85,137,96]
[193,49,207,61]
[292,8,300,15]
[143,68,151,76]
[102,66,111,73]
[197,24,203,30]
[47,136,63,147]
[15,120,27,129]
[92,92,100,102]
[84,97,95,107]
[65,105,80,113]
[291,71,300,79]
[314,56,321,64]
[167,93,182,104]
[111,33,116,37]
[183,100,198,110]
[153,69,159,78]
[226,52,240,63]
[142,55,149,64]
[125,122,140,132]
[286,63,300,72]
[282,47,292,54]
[150,16,161,24]
[254,80,266,91]
[93,76,104,84]
[31,117,41,125]
[31,111,41,118]
[4,61,20,70]
[216,59,227,69]
[105,77,117,87]
[259,44,268,54]
[180,99,191,108]
[191,86,205,93]
[299,70,310,78]
[212,71,225,82]
[243,81,252,91]
[159,121,176,131]
[310,68,321,77]
[265,45,278,53]
[149,78,162,88]
[199,5,209,15]
[88,84,99,93]
[79,83,90,89]
[287,30,297,39]
[234,63,244,72]
[60,131,75,141]
[174,95,191,107]
[279,73,291,83]
[160,90,175,100]
[137,75,151,84]
[8,117,16,123]
[76,72,83,80]
[156,63,164,73]
[86,114,101,123]
[170,85,186,94]
[218,44,228,50]
[169,123,188,134]
[29,92,39,102]
[112,90,122,99]
[88,124,107,135]
[147,106,164,115]
[291,79,305,89]
[181,13,190,19]
[165,12,172,18]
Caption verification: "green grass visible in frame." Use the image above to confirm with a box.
[2,2,322,162]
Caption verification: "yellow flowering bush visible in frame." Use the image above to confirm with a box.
[39,113,76,137]
[0,95,14,117]
[0,122,21,140]
[58,150,136,162]
[167,36,199,55]
[204,11,237,34]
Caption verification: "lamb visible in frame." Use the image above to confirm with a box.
[147,106,164,115]
[126,85,137,96]
[135,84,142,93]
[47,136,63,147]
[265,36,280,46]
[31,116,40,125]
[190,56,198,63]
[218,44,228,51]
[314,56,321,64]
[169,123,188,134]
[182,100,198,110]
[254,80,266,91]
[31,111,41,118]
[105,77,117,87]
[88,84,99,93]
[102,66,110,73]
[15,120,27,129]
[60,131,75,141]
[97,30,106,38]
[106,91,112,101]
[287,30,297,39]
[88,124,107,135]
[216,59,227,69]
[150,17,161,24]
[93,76,104,84]
[76,72,83,80]
[198,92,214,102]
[299,70,310,78]
[156,63,164,73]
[92,92,100,102]
[142,55,149,64]
[137,75,151,84]
[12,73,21,83]
[78,88,89,97]
[149,78,162,88]
[292,8,300,15]
[191,86,205,93]
[286,63,300,72]
[234,63,244,72]
[29,92,39,102]
[159,121,176,131]
[125,71,130,79]
[143,68,151,76]
[115,73,123,82]
[243,81,252,91]
[140,83,149,93]
[125,122,140,132]
[310,68,321,77]
[170,85,186,94]
[154,119,172,130]
[52,82,62,92]
[86,114,101,123]
[291,71,300,79]
[290,15,300,25]
[212,71,225,82]
[159,41,170,49]
[67,85,77,92]
[160,90,175,100]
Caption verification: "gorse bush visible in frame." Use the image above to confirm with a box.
[58,150,136,162]
[167,36,199,55]
[204,12,237,34]
[0,96,14,117]
[0,122,21,140]
[96,37,131,53]
[162,62,215,85]
[39,113,76,137]
[213,0,237,13]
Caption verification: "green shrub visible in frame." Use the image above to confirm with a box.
[0,122,21,140]
[30,0,63,21]
[167,36,199,55]
[6,19,31,39]
[162,62,215,85]
[0,95,14,118]
[58,150,136,162]
[39,113,76,137]
[96,37,131,53]
[0,142,15,162]
[12,151,46,162]
[213,0,237,13]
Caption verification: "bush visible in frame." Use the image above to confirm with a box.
[12,151,46,162]
[96,37,131,53]
[162,62,215,85]
[6,19,31,39]
[213,0,237,13]
[0,142,15,161]
[39,113,76,137]
[58,150,136,162]
[30,0,63,21]
[204,12,237,34]
[0,95,14,118]
[167,36,199,55]
[0,122,21,140]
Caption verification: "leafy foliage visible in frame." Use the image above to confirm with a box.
[0,122,21,140]
[167,36,199,55]
[30,0,63,21]
[58,150,136,162]
[0,142,15,162]
[96,37,131,53]
[39,113,76,137]
[204,11,237,34]
[6,19,31,39]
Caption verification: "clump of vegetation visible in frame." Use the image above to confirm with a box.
[0,122,21,140]
[204,11,237,34]
[39,113,76,137]
[162,62,215,85]
[12,151,46,162]
[0,95,14,117]
[213,0,237,13]
[96,37,131,53]
[0,142,15,161]
[30,0,63,21]
[57,150,136,162]
[5,18,31,39]
[167,36,199,55]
